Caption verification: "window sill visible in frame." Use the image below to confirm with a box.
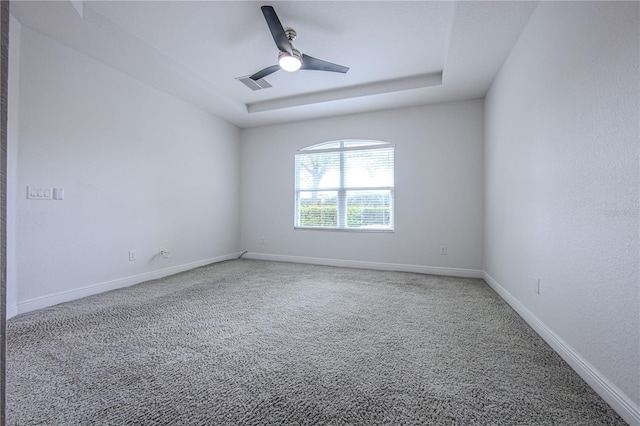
[294,227,394,233]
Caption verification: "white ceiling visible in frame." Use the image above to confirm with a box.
[10,1,538,128]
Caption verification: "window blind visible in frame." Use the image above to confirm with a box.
[294,140,394,231]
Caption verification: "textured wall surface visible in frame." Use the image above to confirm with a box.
[240,101,484,272]
[14,27,241,308]
[485,0,639,411]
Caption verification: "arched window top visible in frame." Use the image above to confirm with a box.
[299,139,394,152]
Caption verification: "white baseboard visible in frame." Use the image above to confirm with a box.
[16,252,242,315]
[483,272,640,426]
[6,303,18,320]
[242,252,484,279]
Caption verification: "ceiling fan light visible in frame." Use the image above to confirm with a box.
[278,51,302,72]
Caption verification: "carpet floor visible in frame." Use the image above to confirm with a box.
[6,259,625,425]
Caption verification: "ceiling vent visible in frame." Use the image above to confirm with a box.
[236,76,272,91]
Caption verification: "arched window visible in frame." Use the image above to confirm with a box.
[294,139,394,231]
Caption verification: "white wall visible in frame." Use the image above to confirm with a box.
[13,26,241,313]
[484,1,639,422]
[240,101,484,276]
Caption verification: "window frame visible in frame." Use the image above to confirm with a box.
[294,139,395,233]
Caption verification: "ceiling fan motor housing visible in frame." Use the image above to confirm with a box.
[284,28,297,42]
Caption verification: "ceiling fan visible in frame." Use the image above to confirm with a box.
[249,5,349,81]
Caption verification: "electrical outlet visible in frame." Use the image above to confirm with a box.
[440,245,447,255]
[129,250,136,261]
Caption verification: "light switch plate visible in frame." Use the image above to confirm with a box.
[27,186,52,200]
[53,188,64,200]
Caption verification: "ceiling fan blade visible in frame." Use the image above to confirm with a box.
[250,65,281,81]
[261,6,292,55]
[300,54,349,74]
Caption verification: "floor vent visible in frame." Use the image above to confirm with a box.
[236,76,272,91]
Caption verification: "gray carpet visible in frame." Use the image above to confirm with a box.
[6,259,625,425]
